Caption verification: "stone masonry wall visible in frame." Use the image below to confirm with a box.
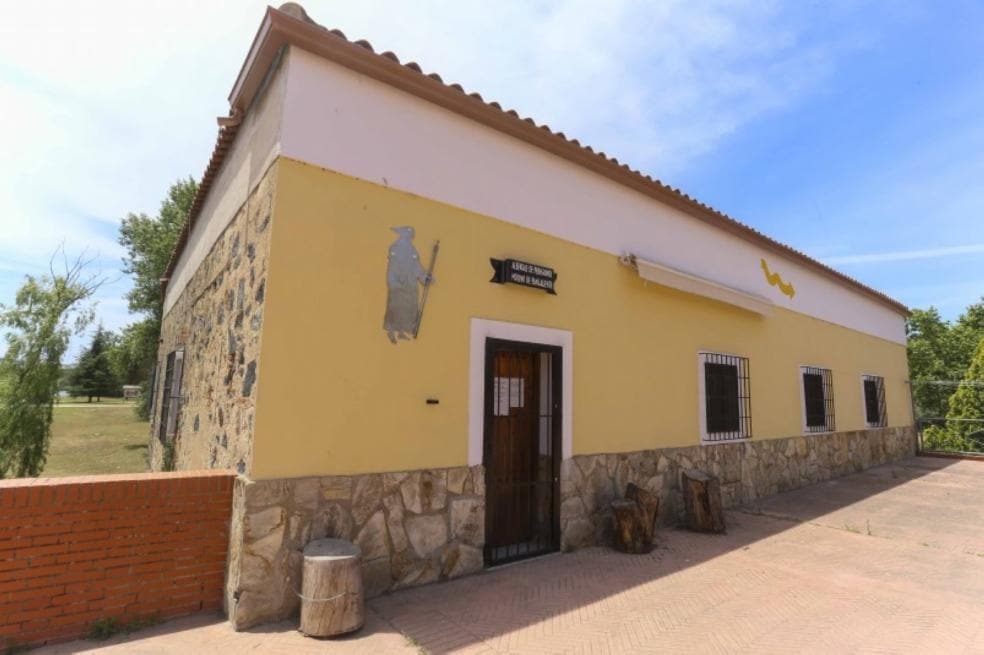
[225,425,915,630]
[560,425,917,549]
[151,162,276,474]
[226,465,485,629]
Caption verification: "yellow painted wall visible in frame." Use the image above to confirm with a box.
[251,157,912,480]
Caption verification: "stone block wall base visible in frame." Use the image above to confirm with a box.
[225,426,915,630]
[225,465,485,630]
[559,426,917,550]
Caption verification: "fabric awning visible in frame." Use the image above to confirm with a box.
[620,254,773,316]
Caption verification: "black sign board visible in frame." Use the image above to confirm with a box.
[490,258,557,294]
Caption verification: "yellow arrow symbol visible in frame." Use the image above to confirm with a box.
[761,258,796,299]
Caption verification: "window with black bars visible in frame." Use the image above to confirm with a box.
[862,374,887,427]
[157,349,185,444]
[700,353,752,441]
[802,366,835,432]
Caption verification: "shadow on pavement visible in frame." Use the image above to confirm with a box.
[33,456,984,654]
[368,455,982,654]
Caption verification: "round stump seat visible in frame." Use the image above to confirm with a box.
[299,538,364,637]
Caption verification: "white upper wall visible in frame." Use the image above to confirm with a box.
[275,47,905,344]
[163,54,287,314]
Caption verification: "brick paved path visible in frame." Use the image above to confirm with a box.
[33,606,415,654]
[35,456,984,654]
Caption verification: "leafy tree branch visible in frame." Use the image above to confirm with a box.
[0,251,104,478]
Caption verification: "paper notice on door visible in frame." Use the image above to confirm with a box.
[493,377,525,416]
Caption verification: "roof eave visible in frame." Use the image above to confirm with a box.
[172,6,909,319]
[229,8,277,111]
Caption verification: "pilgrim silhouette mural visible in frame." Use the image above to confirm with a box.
[383,226,437,343]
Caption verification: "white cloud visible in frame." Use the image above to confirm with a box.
[0,1,269,261]
[0,0,866,232]
[824,243,984,265]
[299,0,867,177]
[0,0,873,356]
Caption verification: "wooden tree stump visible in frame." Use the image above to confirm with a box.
[299,539,364,637]
[681,469,725,533]
[627,483,660,544]
[611,482,660,553]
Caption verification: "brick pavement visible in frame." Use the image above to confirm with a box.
[32,606,416,654]
[33,456,984,654]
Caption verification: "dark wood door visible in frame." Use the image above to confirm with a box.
[484,338,561,566]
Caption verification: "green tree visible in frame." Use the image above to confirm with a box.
[68,326,118,402]
[923,339,984,453]
[907,307,961,418]
[106,321,157,386]
[57,365,75,399]
[117,177,197,418]
[119,178,197,321]
[906,299,984,418]
[952,297,984,368]
[944,339,984,448]
[0,256,100,478]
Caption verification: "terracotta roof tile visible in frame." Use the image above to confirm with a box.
[163,4,907,316]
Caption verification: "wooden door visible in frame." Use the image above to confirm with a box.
[484,339,561,566]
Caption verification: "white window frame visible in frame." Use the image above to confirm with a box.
[860,373,887,428]
[468,319,573,466]
[799,364,835,434]
[697,351,751,444]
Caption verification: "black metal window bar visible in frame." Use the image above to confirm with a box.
[484,340,561,567]
[157,353,175,444]
[146,362,159,417]
[157,349,185,444]
[701,353,752,441]
[802,366,835,432]
[862,374,887,427]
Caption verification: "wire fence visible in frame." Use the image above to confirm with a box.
[916,418,984,455]
[911,379,983,455]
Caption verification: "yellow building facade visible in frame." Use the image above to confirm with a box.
[257,158,910,477]
[151,5,916,629]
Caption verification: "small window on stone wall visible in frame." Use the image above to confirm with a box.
[862,374,887,428]
[158,349,185,444]
[801,366,835,433]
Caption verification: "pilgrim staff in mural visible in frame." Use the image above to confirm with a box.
[384,226,438,343]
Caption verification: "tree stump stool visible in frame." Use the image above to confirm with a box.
[611,482,660,553]
[681,469,726,533]
[299,539,364,637]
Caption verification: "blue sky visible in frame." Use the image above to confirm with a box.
[1,0,982,360]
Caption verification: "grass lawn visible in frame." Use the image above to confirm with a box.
[57,396,132,405]
[43,405,151,477]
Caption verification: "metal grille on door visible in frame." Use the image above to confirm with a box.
[484,340,561,566]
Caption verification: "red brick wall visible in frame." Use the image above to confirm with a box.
[0,470,235,648]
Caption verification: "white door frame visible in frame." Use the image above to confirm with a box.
[468,318,573,466]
